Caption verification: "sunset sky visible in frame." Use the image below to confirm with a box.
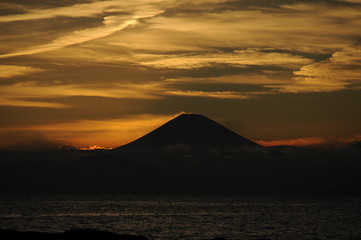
[1,0,361,150]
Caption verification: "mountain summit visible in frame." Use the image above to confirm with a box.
[116,113,261,150]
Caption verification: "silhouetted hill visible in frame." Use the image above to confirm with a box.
[115,113,261,151]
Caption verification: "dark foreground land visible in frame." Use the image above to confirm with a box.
[0,229,149,240]
[0,142,361,194]
[0,229,226,240]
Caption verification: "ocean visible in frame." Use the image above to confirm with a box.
[0,194,360,240]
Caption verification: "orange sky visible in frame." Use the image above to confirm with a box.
[0,0,361,150]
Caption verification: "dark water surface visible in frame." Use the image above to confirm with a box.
[0,194,360,240]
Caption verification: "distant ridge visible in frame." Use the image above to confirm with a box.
[115,113,261,150]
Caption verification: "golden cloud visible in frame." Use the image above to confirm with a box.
[275,45,361,93]
[138,50,312,69]
[164,73,289,85]
[0,65,43,78]
[0,81,165,108]
[0,6,164,58]
[0,0,361,105]
[0,0,169,22]
[341,0,361,3]
[163,90,253,99]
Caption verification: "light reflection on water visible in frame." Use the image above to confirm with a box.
[0,195,360,240]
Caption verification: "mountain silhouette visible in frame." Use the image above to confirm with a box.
[1,113,361,194]
[115,113,261,151]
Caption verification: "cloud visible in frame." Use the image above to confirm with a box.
[0,18,138,58]
[71,1,361,62]
[0,2,27,15]
[0,0,360,146]
[0,0,126,22]
[0,99,66,109]
[274,45,361,93]
[147,7,361,51]
[0,65,43,78]
[164,72,290,85]
[0,81,165,108]
[256,135,361,147]
[341,0,361,3]
[281,2,361,18]
[256,137,328,147]
[162,90,254,99]
[138,49,312,69]
[0,6,164,58]
[178,0,234,4]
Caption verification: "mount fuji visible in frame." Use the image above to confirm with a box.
[115,113,261,151]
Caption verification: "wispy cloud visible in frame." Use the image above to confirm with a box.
[0,2,27,14]
[274,45,361,93]
[0,4,164,58]
[0,81,165,108]
[0,0,230,24]
[341,0,361,3]
[0,0,131,22]
[256,135,361,147]
[164,73,289,85]
[163,90,254,99]
[138,50,312,69]
[0,98,67,108]
[147,7,361,51]
[0,65,43,78]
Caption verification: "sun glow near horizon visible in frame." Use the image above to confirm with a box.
[0,113,179,150]
[0,111,359,150]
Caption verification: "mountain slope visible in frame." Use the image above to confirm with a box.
[115,113,261,150]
